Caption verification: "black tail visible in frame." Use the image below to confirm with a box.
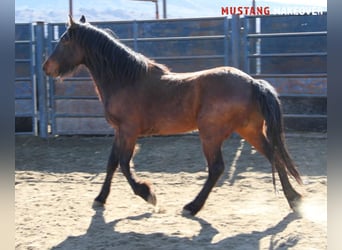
[251,79,302,185]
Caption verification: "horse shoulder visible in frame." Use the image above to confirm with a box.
[103,87,142,126]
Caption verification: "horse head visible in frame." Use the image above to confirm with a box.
[43,16,85,78]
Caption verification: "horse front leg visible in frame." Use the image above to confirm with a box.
[93,136,120,207]
[183,137,225,216]
[118,130,157,206]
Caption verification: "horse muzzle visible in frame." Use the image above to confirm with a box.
[42,59,59,77]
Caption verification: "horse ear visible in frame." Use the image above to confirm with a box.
[68,15,76,28]
[80,15,86,23]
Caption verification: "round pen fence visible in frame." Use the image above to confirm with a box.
[15,15,327,137]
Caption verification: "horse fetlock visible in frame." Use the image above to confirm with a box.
[135,181,157,206]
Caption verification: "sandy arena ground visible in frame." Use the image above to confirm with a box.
[15,133,326,249]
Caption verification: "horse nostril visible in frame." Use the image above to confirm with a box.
[42,60,51,74]
[42,59,59,77]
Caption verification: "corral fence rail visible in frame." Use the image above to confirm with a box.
[14,14,327,137]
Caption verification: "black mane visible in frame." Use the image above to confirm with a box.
[70,22,168,84]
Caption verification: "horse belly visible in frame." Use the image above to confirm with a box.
[159,115,198,135]
[142,101,198,136]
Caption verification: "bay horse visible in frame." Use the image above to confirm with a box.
[43,15,303,216]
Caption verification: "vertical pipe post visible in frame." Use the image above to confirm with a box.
[155,0,159,19]
[29,23,38,136]
[231,15,240,68]
[69,0,73,17]
[243,17,250,73]
[163,0,167,19]
[35,22,48,138]
[47,24,56,135]
[133,21,138,51]
[223,17,229,66]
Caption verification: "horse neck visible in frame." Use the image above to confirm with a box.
[81,36,148,100]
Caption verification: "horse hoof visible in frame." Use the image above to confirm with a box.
[183,202,199,216]
[147,192,157,206]
[92,200,105,210]
[289,196,303,216]
[182,208,193,217]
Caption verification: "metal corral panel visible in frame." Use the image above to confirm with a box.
[55,117,113,135]
[260,77,327,95]
[54,79,96,97]
[247,15,327,75]
[280,95,327,115]
[15,23,37,135]
[136,18,226,37]
[54,99,104,115]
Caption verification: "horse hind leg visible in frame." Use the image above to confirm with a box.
[236,125,302,213]
[263,135,302,212]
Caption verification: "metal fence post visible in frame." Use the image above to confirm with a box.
[243,17,250,73]
[46,24,56,136]
[30,23,39,136]
[35,22,48,138]
[231,15,240,68]
[133,21,138,51]
[223,17,229,66]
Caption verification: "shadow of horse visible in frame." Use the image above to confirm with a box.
[51,208,300,250]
